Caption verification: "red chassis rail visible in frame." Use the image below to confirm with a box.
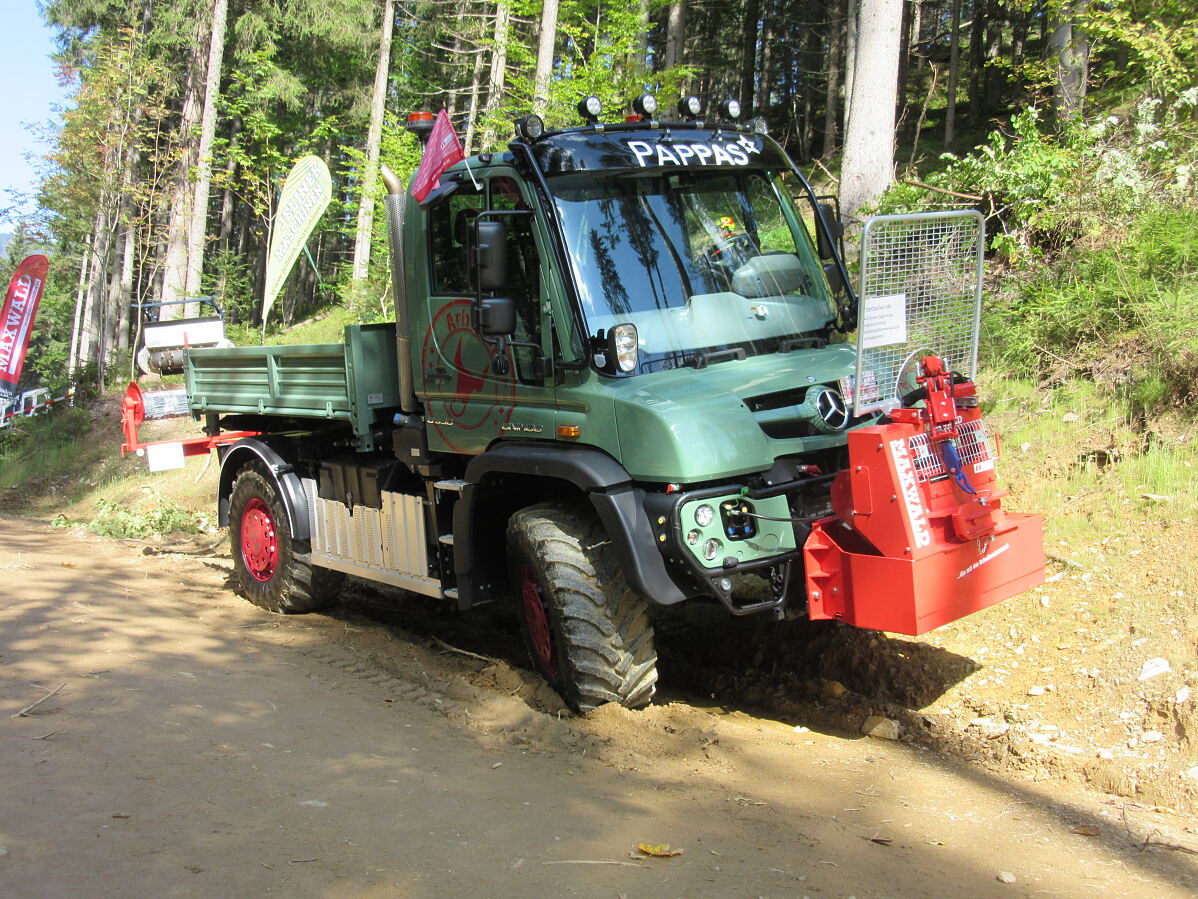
[803,366,1045,636]
[119,381,257,462]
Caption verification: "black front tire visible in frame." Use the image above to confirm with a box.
[228,462,343,614]
[507,502,658,712]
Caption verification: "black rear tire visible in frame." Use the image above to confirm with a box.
[228,462,344,614]
[507,502,658,712]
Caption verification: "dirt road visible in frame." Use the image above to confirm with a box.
[1,516,1195,897]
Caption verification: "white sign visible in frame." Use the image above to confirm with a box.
[146,441,186,472]
[860,293,908,349]
[625,135,762,169]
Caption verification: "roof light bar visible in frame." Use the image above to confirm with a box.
[719,98,742,121]
[632,94,658,118]
[678,95,703,120]
[514,114,545,141]
[577,95,603,123]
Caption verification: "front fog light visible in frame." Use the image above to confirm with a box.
[703,538,723,561]
[686,529,701,545]
[694,504,714,527]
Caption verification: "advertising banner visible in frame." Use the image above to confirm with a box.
[262,156,332,329]
[0,254,49,403]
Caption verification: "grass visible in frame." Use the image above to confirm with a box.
[981,373,1198,638]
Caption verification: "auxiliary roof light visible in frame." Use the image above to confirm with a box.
[514,114,545,141]
[678,95,703,120]
[746,116,769,135]
[405,111,436,141]
[632,93,658,118]
[719,98,742,121]
[577,95,603,123]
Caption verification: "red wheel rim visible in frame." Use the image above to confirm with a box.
[520,564,557,677]
[240,497,279,582]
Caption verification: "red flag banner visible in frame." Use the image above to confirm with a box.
[410,109,465,203]
[0,254,49,403]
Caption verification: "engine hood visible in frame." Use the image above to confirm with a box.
[607,345,858,482]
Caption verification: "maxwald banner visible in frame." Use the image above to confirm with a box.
[0,254,49,403]
[262,156,332,330]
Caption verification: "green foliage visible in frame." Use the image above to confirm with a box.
[985,208,1198,412]
[889,93,1198,261]
[85,493,211,538]
[0,406,94,490]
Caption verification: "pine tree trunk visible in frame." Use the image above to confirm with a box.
[1048,0,1090,123]
[464,46,486,155]
[183,0,228,311]
[664,1,686,70]
[823,0,845,157]
[160,24,208,319]
[839,0,903,219]
[67,238,92,380]
[533,0,560,112]
[479,0,511,149]
[944,0,961,145]
[843,0,859,138]
[967,0,986,126]
[352,0,395,281]
[739,0,761,115]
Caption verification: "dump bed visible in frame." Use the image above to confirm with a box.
[185,322,400,449]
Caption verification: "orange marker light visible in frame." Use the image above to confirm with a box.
[556,425,581,439]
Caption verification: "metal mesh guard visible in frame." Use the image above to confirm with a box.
[908,418,993,481]
[852,210,984,416]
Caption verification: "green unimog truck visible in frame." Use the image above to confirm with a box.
[131,96,1044,712]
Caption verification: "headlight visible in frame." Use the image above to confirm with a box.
[686,529,701,545]
[609,323,638,373]
[703,538,723,561]
[694,504,714,527]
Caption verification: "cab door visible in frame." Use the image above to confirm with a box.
[420,169,558,454]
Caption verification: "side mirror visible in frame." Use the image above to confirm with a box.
[478,296,517,336]
[815,203,843,262]
[823,262,844,294]
[474,220,509,291]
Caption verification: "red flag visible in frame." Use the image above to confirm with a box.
[0,254,49,403]
[410,109,465,203]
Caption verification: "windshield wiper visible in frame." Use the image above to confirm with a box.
[780,336,827,352]
[687,347,747,369]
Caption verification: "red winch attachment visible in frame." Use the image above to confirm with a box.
[803,357,1044,635]
[120,382,257,470]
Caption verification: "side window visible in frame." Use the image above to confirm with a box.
[490,177,543,379]
[428,182,484,294]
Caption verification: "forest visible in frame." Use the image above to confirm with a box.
[2,0,1196,401]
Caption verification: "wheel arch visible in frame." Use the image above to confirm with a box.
[217,438,311,540]
[454,442,688,609]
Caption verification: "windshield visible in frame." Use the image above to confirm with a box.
[549,169,835,372]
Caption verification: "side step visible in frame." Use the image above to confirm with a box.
[434,478,470,492]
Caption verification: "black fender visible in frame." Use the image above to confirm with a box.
[217,438,311,540]
[457,443,688,607]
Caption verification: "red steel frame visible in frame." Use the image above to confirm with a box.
[119,382,258,460]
